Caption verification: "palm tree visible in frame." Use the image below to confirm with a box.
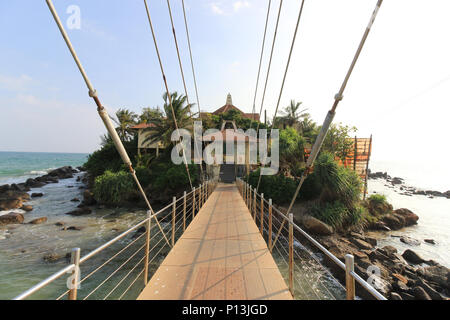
[140,107,163,124]
[279,100,309,129]
[113,108,138,142]
[299,115,317,138]
[143,92,195,147]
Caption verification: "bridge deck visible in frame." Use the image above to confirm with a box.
[138,183,292,300]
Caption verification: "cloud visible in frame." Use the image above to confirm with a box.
[209,1,250,15]
[233,1,250,12]
[210,3,225,15]
[0,74,32,92]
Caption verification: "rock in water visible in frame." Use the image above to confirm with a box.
[29,217,48,225]
[21,205,33,212]
[300,216,333,236]
[400,236,421,246]
[31,193,44,198]
[402,249,425,264]
[0,213,24,225]
[424,239,436,244]
[65,208,92,216]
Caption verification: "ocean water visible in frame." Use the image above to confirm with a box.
[368,160,450,268]
[0,151,88,185]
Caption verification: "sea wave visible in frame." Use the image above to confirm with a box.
[26,168,54,176]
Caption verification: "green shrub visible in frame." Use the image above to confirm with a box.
[310,201,349,229]
[368,194,387,205]
[135,166,152,188]
[93,171,136,205]
[152,163,199,194]
[84,138,138,177]
[312,152,362,207]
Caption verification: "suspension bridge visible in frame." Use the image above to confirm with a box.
[14,0,387,300]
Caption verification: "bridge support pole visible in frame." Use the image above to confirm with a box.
[268,199,273,252]
[68,248,80,300]
[345,254,355,300]
[288,213,294,297]
[144,210,152,285]
[260,193,264,235]
[183,191,187,232]
[172,197,176,247]
[192,187,196,218]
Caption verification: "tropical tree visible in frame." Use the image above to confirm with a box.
[279,100,309,129]
[140,107,163,124]
[299,115,318,140]
[113,108,138,142]
[143,92,194,147]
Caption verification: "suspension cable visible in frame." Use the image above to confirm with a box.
[166,0,204,181]
[144,0,193,189]
[181,0,202,120]
[45,0,172,248]
[256,0,283,130]
[256,0,306,191]
[271,0,383,250]
[251,0,272,121]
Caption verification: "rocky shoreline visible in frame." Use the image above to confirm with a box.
[368,170,450,199]
[0,166,94,227]
[290,170,450,300]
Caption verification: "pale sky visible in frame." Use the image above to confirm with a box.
[0,0,449,168]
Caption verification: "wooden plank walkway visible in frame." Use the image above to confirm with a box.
[138,183,292,300]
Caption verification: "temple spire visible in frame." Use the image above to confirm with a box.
[226,93,233,105]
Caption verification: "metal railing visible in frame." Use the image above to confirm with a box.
[14,180,218,300]
[237,178,386,300]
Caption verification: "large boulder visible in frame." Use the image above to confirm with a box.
[48,166,74,179]
[0,184,10,194]
[400,236,421,246]
[411,287,432,300]
[402,249,425,264]
[382,214,404,230]
[300,215,333,236]
[0,198,23,211]
[418,265,450,290]
[394,208,419,227]
[0,213,24,225]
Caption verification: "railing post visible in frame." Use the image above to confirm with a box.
[68,248,80,300]
[247,185,251,209]
[260,193,264,235]
[183,191,187,232]
[144,210,152,285]
[268,199,273,252]
[172,197,176,247]
[192,187,196,218]
[253,188,256,220]
[199,184,202,208]
[345,254,355,300]
[288,213,294,297]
